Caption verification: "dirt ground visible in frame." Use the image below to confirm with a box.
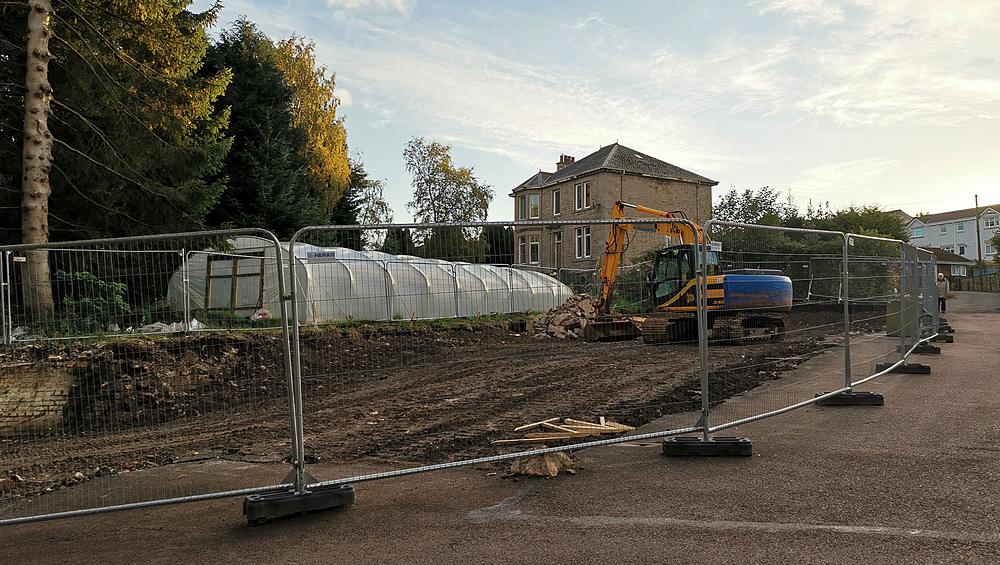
[1,297,996,564]
[1,306,877,503]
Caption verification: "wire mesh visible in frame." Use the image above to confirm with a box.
[286,219,708,487]
[844,234,905,382]
[0,231,296,524]
[700,221,852,429]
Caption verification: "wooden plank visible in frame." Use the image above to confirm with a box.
[562,425,614,432]
[492,435,578,445]
[524,431,590,439]
[565,418,603,428]
[599,416,606,426]
[541,422,579,433]
[514,417,560,432]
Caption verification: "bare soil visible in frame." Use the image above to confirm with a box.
[1,307,882,500]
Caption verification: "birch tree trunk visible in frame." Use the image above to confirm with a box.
[21,0,56,319]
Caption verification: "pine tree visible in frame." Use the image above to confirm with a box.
[202,19,323,239]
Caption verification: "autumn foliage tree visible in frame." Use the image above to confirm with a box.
[403,137,493,259]
[274,37,350,216]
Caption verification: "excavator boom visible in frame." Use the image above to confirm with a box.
[595,201,707,314]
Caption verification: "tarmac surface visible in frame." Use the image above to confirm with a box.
[2,291,999,564]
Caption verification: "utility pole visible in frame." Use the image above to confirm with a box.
[975,194,983,265]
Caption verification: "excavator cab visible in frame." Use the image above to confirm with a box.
[649,245,719,309]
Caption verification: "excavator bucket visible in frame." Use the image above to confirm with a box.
[584,316,641,342]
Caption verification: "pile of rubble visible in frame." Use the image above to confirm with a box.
[529,295,600,339]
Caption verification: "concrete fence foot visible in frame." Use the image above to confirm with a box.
[932,334,954,343]
[243,484,355,526]
[815,391,884,406]
[913,344,941,355]
[876,362,931,374]
[662,436,752,457]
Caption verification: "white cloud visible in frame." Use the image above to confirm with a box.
[755,0,844,24]
[789,157,900,202]
[333,87,353,107]
[794,1,1000,126]
[318,12,730,171]
[325,0,414,13]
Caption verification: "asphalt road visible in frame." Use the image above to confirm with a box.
[2,291,999,564]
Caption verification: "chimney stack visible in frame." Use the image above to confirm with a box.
[556,154,576,171]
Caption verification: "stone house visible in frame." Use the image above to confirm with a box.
[509,143,717,270]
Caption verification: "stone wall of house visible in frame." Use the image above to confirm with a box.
[513,171,713,271]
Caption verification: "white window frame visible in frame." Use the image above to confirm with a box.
[518,236,526,264]
[553,189,561,216]
[986,242,996,255]
[957,222,965,233]
[517,195,526,220]
[943,244,955,253]
[552,232,563,269]
[528,193,540,219]
[985,215,1000,229]
[911,227,924,238]
[528,235,540,264]
[958,244,967,255]
[575,227,591,258]
[574,181,591,211]
[940,225,947,235]
[950,265,967,277]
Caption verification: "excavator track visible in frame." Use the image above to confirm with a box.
[637,315,785,345]
[639,315,697,345]
[710,316,785,345]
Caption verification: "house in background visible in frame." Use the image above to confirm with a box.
[926,247,975,281]
[905,204,1000,263]
[509,143,717,269]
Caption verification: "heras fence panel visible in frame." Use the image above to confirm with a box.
[844,234,908,382]
[0,230,298,525]
[916,249,940,337]
[699,221,853,431]
[283,219,707,491]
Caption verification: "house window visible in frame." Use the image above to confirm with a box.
[958,244,967,255]
[943,244,955,253]
[528,236,540,264]
[574,181,591,210]
[911,227,924,238]
[553,232,562,267]
[518,196,527,220]
[575,227,591,258]
[957,222,965,233]
[518,236,526,264]
[986,215,1000,229]
[986,242,996,255]
[553,189,561,216]
[940,225,947,235]
[950,265,967,277]
[528,193,540,219]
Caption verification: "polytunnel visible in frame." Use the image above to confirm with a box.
[166,236,573,323]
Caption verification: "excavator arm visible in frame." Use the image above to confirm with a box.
[595,201,707,314]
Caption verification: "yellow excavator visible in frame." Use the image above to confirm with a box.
[584,201,793,344]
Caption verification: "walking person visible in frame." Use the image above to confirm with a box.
[936,273,950,313]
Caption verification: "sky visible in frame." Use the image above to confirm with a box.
[192,0,1000,221]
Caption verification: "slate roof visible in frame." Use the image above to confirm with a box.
[926,247,975,265]
[912,205,1000,225]
[512,171,552,192]
[514,143,717,191]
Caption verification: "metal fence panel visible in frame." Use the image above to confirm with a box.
[700,221,853,431]
[285,219,707,491]
[0,230,298,525]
